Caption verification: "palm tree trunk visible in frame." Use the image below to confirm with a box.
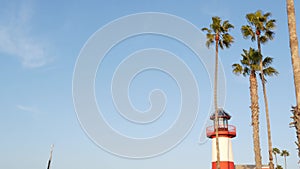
[284,156,287,169]
[256,32,274,169]
[286,0,300,157]
[250,71,262,169]
[214,36,220,169]
[262,81,275,169]
[274,154,278,168]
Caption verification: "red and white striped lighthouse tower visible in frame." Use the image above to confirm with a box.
[206,108,236,169]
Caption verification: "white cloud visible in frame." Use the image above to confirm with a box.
[0,2,50,68]
[16,104,40,114]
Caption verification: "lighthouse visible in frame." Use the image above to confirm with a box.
[206,108,236,169]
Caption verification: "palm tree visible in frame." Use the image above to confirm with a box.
[202,16,234,169]
[272,147,281,168]
[241,10,276,169]
[276,165,283,169]
[232,47,262,169]
[286,0,300,157]
[280,150,290,169]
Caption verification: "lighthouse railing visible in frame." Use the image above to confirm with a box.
[206,125,236,137]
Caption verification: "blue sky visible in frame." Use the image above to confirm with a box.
[0,0,299,168]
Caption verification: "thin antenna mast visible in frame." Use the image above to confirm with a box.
[47,144,54,169]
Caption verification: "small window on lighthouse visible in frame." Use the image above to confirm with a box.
[218,118,228,129]
[219,118,224,128]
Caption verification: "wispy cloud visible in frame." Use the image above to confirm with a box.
[0,2,51,68]
[16,104,40,114]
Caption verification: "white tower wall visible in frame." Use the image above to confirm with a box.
[211,137,234,162]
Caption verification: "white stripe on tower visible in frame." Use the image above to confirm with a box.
[211,137,234,162]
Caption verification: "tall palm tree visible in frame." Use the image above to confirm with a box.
[286,0,300,157]
[202,16,234,169]
[233,48,262,169]
[241,10,276,169]
[272,147,281,168]
[280,150,290,169]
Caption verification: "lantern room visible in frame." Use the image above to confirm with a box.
[206,108,236,138]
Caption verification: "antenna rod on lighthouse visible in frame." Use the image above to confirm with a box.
[47,144,54,169]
